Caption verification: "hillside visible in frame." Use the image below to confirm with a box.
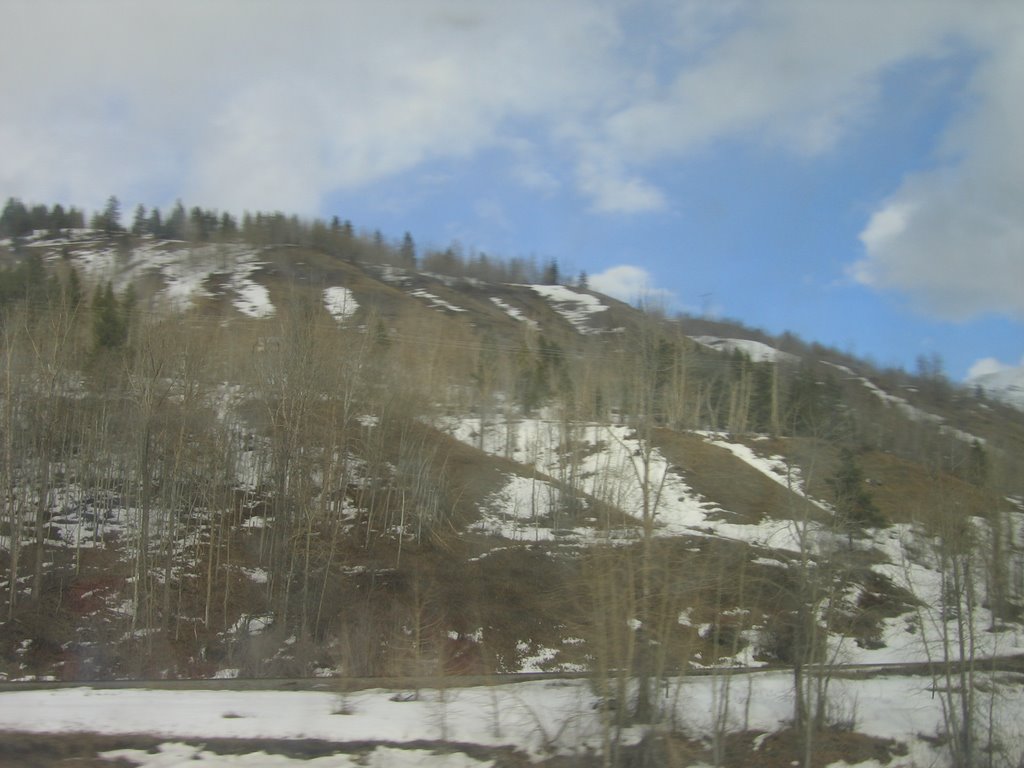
[1,225,1024,766]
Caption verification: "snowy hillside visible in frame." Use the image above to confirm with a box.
[2,225,1024,768]
[968,363,1024,410]
[691,335,798,364]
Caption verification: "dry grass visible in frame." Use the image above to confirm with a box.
[654,430,824,524]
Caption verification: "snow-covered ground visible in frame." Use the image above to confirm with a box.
[409,289,467,313]
[440,416,1024,673]
[2,673,1022,767]
[489,297,539,329]
[443,417,812,552]
[691,336,799,364]
[323,286,359,323]
[966,363,1024,411]
[528,285,614,335]
[39,236,280,318]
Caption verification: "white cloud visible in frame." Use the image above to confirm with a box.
[598,2,966,162]
[589,265,675,306]
[850,16,1024,320]
[0,0,622,213]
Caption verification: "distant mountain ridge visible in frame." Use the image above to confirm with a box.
[968,364,1024,411]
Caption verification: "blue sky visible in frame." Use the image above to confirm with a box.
[2,1,1023,381]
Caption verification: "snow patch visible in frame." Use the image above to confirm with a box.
[323,286,359,323]
[490,297,539,329]
[691,336,798,364]
[410,289,466,313]
[528,285,610,334]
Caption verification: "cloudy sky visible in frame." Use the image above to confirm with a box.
[3,0,1023,380]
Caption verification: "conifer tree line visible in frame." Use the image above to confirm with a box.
[2,195,565,286]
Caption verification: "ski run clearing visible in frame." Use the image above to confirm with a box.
[528,284,617,334]
[441,416,1024,669]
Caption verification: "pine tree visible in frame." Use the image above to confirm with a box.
[93,195,123,234]
[542,259,560,285]
[131,204,148,236]
[148,207,164,237]
[49,204,68,237]
[166,200,187,240]
[827,448,884,544]
[1,197,32,238]
[400,232,416,267]
[92,281,129,350]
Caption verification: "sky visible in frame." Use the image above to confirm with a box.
[2,0,1023,381]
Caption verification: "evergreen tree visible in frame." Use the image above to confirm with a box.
[166,200,187,240]
[542,259,560,285]
[189,206,211,241]
[785,364,844,438]
[400,232,416,267]
[49,204,69,237]
[64,265,84,309]
[965,440,988,487]
[29,204,51,232]
[827,448,884,544]
[92,281,129,350]
[749,362,775,433]
[131,204,148,236]
[1,197,32,238]
[219,212,238,238]
[148,207,164,237]
[92,195,123,234]
[66,206,86,229]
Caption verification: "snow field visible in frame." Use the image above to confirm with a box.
[443,416,1024,674]
[690,336,799,364]
[323,286,359,322]
[3,673,1023,767]
[528,284,610,334]
[489,297,539,329]
[103,744,492,768]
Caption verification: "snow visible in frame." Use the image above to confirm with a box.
[409,289,466,313]
[375,265,411,285]
[472,474,573,541]
[703,434,826,510]
[3,674,1023,766]
[823,363,984,444]
[230,262,275,318]
[528,285,610,334]
[691,336,799,364]
[442,417,819,554]
[61,239,278,318]
[967,364,1024,411]
[489,297,539,330]
[442,415,1024,673]
[104,743,492,768]
[323,287,359,323]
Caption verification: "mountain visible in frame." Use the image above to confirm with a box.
[967,363,1024,411]
[1,225,1023,766]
